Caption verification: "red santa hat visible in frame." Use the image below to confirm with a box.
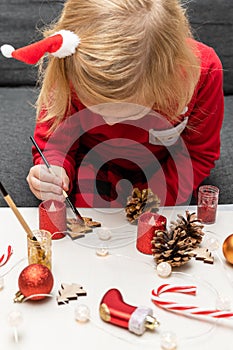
[0,30,80,65]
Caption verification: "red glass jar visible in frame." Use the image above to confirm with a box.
[197,185,219,224]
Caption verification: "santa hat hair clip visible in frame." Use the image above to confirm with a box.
[0,30,80,65]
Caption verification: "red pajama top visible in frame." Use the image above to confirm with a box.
[32,40,224,207]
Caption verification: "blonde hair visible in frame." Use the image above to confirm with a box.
[37,0,200,130]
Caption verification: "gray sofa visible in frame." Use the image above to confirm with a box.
[0,0,232,207]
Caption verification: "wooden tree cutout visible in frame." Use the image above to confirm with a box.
[190,247,214,264]
[66,217,101,240]
[57,283,87,305]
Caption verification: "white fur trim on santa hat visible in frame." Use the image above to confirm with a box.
[0,44,15,58]
[52,30,80,58]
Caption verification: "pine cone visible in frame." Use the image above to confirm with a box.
[152,211,204,267]
[170,211,204,248]
[125,188,160,223]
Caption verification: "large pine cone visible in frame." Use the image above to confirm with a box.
[152,211,204,267]
[125,188,160,223]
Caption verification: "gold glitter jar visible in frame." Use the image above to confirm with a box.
[27,229,52,270]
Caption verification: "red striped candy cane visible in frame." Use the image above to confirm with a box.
[0,245,13,267]
[151,284,233,319]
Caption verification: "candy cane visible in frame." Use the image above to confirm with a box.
[0,245,13,267]
[151,284,233,319]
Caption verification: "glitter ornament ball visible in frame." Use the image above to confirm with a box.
[18,264,54,300]
[222,234,233,264]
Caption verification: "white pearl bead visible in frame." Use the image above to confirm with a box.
[8,310,23,327]
[74,304,90,323]
[216,294,231,311]
[96,243,109,257]
[0,276,4,290]
[205,237,220,251]
[97,228,112,241]
[156,262,172,277]
[160,331,178,350]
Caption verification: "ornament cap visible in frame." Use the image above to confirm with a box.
[145,314,160,330]
[128,306,159,335]
[14,290,25,303]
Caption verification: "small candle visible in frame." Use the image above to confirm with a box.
[197,185,219,224]
[39,199,67,239]
[136,212,167,255]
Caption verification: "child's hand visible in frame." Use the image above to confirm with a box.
[26,164,69,201]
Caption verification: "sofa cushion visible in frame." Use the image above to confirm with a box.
[0,87,40,206]
[0,0,64,86]
[0,0,232,93]
[186,0,233,94]
[202,95,233,204]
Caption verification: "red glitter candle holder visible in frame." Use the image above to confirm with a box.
[197,185,219,224]
[136,212,167,255]
[39,199,67,240]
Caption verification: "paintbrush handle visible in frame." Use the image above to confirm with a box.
[30,136,84,224]
[3,194,34,238]
[47,166,65,191]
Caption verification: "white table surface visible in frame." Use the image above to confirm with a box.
[0,205,233,350]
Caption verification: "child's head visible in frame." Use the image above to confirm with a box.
[38,0,200,127]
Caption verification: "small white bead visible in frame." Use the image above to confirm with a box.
[74,304,90,323]
[216,295,231,311]
[96,243,109,257]
[97,228,112,241]
[8,310,23,327]
[157,262,172,278]
[205,237,220,251]
[0,276,4,290]
[160,331,178,350]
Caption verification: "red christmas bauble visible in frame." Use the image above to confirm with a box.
[18,264,54,300]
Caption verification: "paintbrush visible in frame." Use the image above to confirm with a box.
[30,136,85,225]
[0,181,37,240]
